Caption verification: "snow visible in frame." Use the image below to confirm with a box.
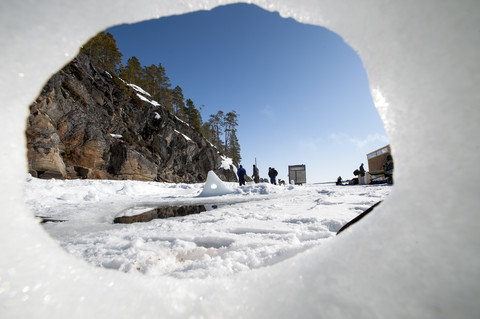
[135,93,160,106]
[174,129,192,141]
[1,1,480,318]
[25,174,390,278]
[109,133,122,139]
[127,83,161,106]
[127,83,151,97]
[219,155,234,170]
[154,112,161,120]
[198,170,234,197]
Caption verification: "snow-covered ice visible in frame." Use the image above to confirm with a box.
[25,174,391,279]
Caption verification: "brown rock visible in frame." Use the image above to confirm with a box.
[26,52,237,183]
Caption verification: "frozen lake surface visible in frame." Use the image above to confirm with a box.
[25,174,392,278]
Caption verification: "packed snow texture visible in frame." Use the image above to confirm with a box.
[25,175,391,278]
[1,1,480,319]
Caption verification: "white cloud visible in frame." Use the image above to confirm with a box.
[349,133,389,149]
[329,132,389,149]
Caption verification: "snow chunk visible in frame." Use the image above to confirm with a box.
[198,171,233,197]
[110,133,122,139]
[219,155,234,170]
[154,112,161,120]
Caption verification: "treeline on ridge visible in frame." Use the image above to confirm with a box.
[80,31,241,165]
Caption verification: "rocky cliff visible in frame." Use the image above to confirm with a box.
[26,53,237,183]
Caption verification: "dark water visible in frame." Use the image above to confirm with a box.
[113,205,219,224]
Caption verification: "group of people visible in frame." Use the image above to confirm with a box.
[236,165,278,186]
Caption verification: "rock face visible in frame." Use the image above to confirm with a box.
[26,53,237,183]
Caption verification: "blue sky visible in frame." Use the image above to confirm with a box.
[107,3,388,183]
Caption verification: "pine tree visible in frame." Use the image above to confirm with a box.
[223,111,239,151]
[227,128,241,166]
[80,31,123,72]
[142,64,160,101]
[185,98,202,132]
[222,111,240,164]
[208,111,225,151]
[200,122,215,145]
[121,56,142,84]
[159,87,174,113]
[138,63,172,106]
[171,86,186,117]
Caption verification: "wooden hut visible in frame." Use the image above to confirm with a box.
[366,145,392,180]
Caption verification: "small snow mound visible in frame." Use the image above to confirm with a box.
[198,171,233,197]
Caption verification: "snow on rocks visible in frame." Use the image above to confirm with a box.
[127,83,151,97]
[174,129,192,141]
[136,93,160,106]
[126,83,161,107]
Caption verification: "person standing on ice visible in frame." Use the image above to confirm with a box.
[268,167,278,185]
[383,155,394,184]
[359,163,366,184]
[252,164,260,183]
[237,165,247,186]
[336,176,343,185]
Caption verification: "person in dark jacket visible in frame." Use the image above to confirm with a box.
[237,165,247,186]
[336,176,343,185]
[252,165,260,184]
[383,155,394,184]
[359,163,366,184]
[268,167,278,185]
[359,163,365,176]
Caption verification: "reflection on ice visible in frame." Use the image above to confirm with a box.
[114,205,219,224]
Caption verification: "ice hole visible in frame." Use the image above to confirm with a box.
[26,3,393,278]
